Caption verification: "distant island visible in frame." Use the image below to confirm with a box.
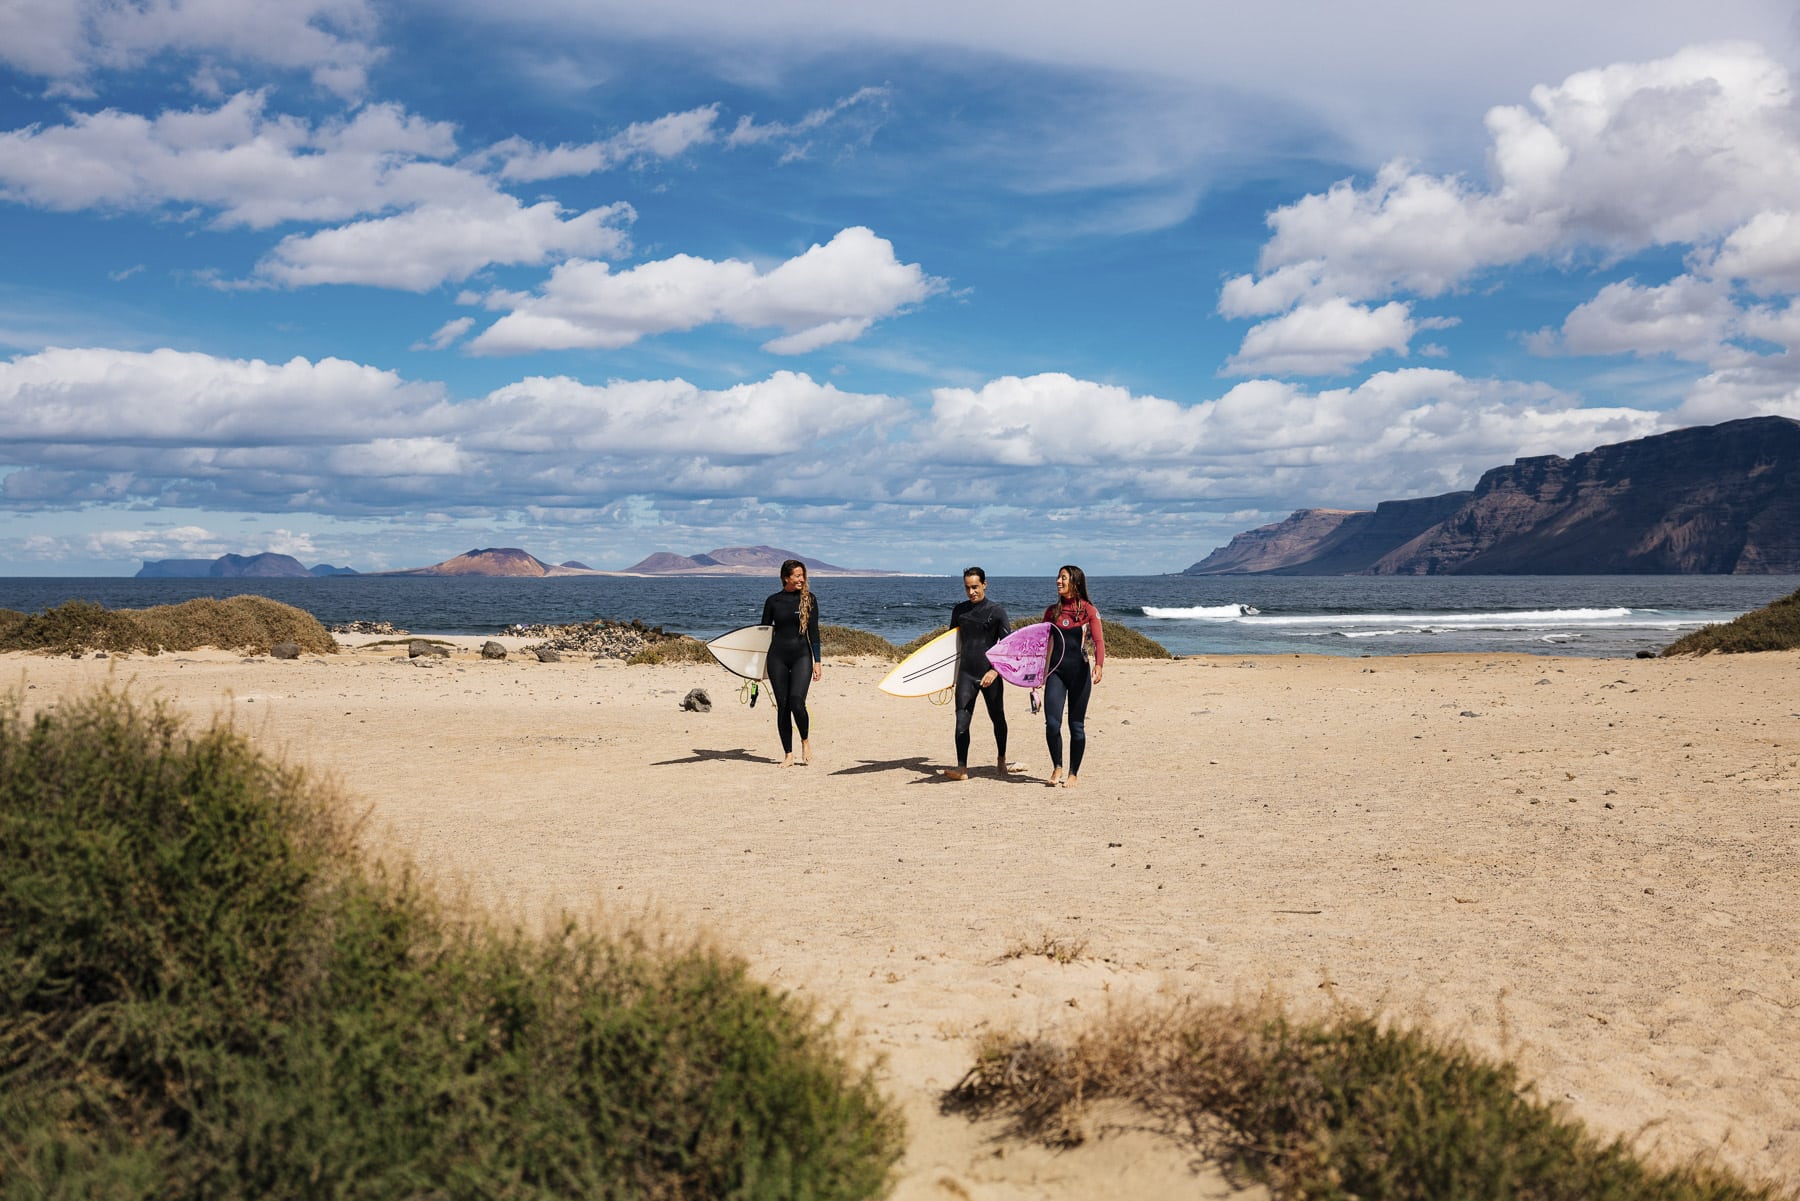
[1185,415,1800,575]
[135,545,897,579]
[136,553,357,579]
[380,548,602,578]
[620,545,896,576]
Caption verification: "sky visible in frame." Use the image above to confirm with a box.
[3,1,1800,576]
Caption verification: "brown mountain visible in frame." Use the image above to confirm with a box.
[1185,416,1800,575]
[623,545,889,575]
[387,547,601,577]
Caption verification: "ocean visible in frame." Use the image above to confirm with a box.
[3,573,1795,659]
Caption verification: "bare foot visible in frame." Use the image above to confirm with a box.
[799,739,812,766]
[943,766,968,781]
[1064,774,1079,788]
[780,753,794,769]
[999,760,1026,775]
[1047,767,1062,788]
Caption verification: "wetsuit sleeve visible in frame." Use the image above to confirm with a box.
[809,600,822,662]
[761,594,776,627]
[1042,603,1057,624]
[1087,603,1106,667]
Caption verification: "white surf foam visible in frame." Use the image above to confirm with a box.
[1141,603,1261,619]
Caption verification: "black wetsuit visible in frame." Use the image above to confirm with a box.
[949,596,1009,767]
[1043,599,1103,777]
[760,588,821,754]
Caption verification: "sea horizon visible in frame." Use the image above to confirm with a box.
[3,573,1795,660]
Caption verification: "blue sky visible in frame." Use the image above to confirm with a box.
[3,1,1799,576]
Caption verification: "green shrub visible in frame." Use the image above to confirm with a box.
[0,688,904,1199]
[1662,587,1800,655]
[0,596,337,655]
[821,625,900,659]
[948,997,1789,1201]
[897,617,1170,660]
[627,635,715,665]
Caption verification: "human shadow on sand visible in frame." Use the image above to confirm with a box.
[829,757,1042,785]
[652,747,780,767]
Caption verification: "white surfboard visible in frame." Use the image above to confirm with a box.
[878,627,959,697]
[706,624,773,681]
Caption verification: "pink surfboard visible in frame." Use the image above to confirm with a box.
[985,622,1060,688]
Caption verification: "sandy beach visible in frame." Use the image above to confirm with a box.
[9,640,1798,1199]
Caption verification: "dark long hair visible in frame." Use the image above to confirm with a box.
[780,558,813,632]
[1057,564,1091,606]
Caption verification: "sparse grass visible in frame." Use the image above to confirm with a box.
[1662,587,1800,655]
[999,933,1089,965]
[627,634,715,665]
[0,687,905,1199]
[946,996,1790,1201]
[898,618,1171,660]
[0,596,337,656]
[822,625,900,659]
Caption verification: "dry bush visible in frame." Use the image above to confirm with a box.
[947,995,1793,1201]
[822,625,900,659]
[0,596,336,655]
[998,933,1089,965]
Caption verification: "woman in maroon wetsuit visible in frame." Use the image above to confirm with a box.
[1041,564,1105,788]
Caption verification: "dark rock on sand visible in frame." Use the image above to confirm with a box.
[481,641,508,660]
[409,640,450,658]
[532,648,563,663]
[271,642,301,660]
[681,688,712,712]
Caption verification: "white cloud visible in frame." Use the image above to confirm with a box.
[472,371,899,455]
[0,347,445,443]
[0,93,471,227]
[1545,275,1736,360]
[1224,299,1420,376]
[428,0,1790,171]
[0,0,383,98]
[726,86,890,150]
[485,105,722,181]
[469,226,940,354]
[0,346,903,515]
[918,368,1666,506]
[1712,211,1800,294]
[415,317,476,351]
[256,198,635,290]
[1226,43,1800,315]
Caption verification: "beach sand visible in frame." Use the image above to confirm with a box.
[10,640,1798,1198]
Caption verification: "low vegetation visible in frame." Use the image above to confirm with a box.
[947,997,1790,1201]
[0,687,905,1199]
[1662,586,1800,656]
[0,596,336,656]
[898,618,1171,660]
[625,633,716,665]
[821,624,901,659]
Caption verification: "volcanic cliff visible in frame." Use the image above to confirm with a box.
[1185,416,1800,575]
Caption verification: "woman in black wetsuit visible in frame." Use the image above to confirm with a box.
[760,558,822,768]
[1041,564,1105,788]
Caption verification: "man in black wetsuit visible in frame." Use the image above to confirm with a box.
[945,566,1018,780]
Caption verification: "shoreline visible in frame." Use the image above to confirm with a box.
[8,645,1798,1196]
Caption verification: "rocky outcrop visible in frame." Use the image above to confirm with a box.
[1184,416,1800,575]
[1186,492,1472,575]
[506,617,687,660]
